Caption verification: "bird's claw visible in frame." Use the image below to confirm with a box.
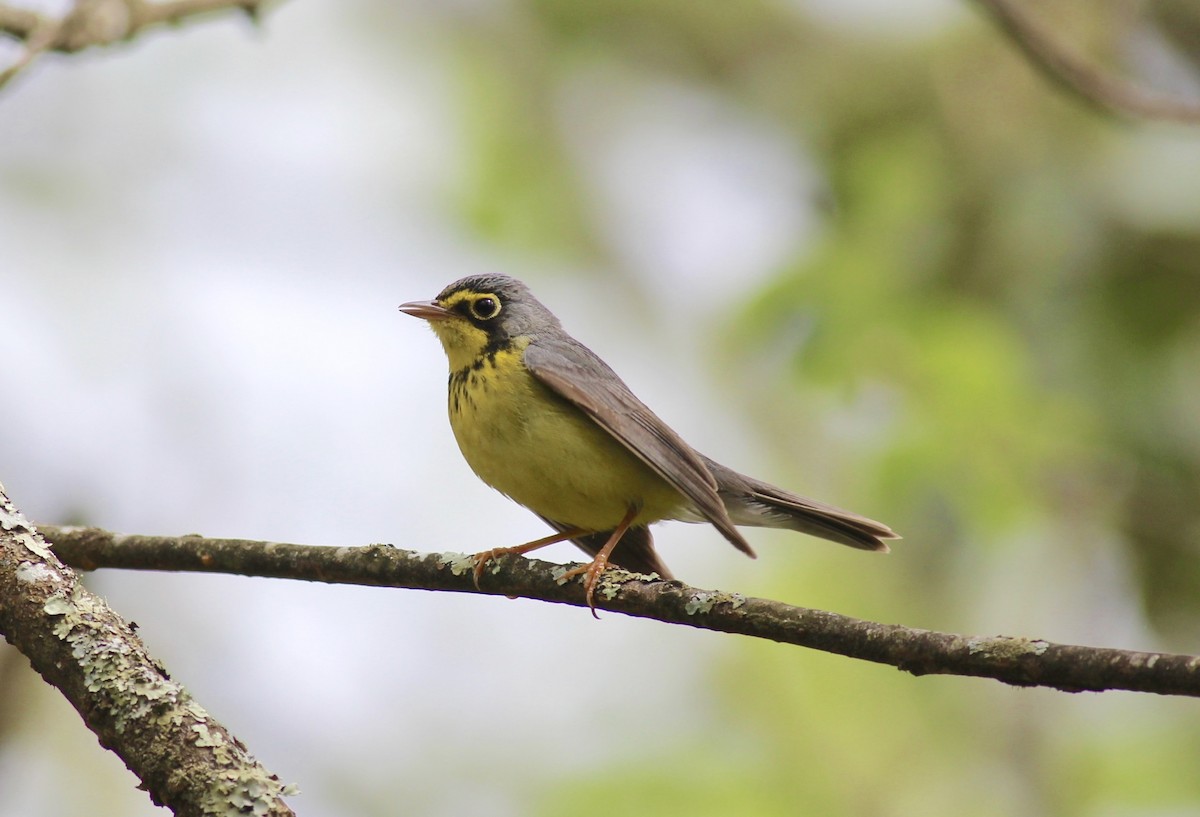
[470,548,506,590]
[559,556,611,619]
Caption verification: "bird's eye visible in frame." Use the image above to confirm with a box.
[470,296,501,320]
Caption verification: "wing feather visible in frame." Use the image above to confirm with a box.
[524,338,754,556]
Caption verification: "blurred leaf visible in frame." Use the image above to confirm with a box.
[450,30,594,255]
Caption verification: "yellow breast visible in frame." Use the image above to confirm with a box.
[447,340,686,532]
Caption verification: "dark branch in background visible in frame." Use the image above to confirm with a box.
[41,525,1200,698]
[972,0,1200,124]
[0,0,273,89]
[0,494,295,817]
[3,0,1196,126]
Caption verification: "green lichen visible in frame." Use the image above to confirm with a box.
[597,573,625,600]
[684,590,746,615]
[43,586,179,733]
[193,723,225,749]
[438,552,480,577]
[0,496,56,561]
[16,561,55,584]
[43,595,73,615]
[595,567,660,600]
[549,565,659,599]
[201,769,298,816]
[38,576,296,814]
[967,637,1050,658]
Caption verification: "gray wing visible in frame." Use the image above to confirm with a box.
[523,337,754,557]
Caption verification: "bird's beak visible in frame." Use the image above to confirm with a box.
[398,299,453,321]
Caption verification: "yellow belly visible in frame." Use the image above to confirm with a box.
[448,347,687,532]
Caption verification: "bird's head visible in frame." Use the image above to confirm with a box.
[399,274,560,371]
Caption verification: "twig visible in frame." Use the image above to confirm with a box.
[0,0,271,90]
[0,6,62,89]
[0,496,295,817]
[972,0,1200,124]
[41,525,1200,698]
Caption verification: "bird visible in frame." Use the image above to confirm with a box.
[399,273,897,612]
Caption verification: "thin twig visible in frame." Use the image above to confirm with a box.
[972,0,1200,124]
[0,499,295,817]
[41,525,1200,698]
[0,0,271,90]
[0,6,62,88]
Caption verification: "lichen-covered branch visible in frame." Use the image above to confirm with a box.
[41,525,1200,698]
[0,0,273,89]
[0,496,295,817]
[972,0,1200,124]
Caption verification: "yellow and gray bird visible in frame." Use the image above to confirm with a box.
[400,274,897,609]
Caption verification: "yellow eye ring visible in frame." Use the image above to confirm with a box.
[470,296,501,320]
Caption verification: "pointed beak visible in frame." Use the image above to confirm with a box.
[398,299,453,321]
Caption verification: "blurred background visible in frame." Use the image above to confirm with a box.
[3,0,1200,815]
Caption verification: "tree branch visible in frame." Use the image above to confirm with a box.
[971,0,1200,124]
[0,0,273,90]
[40,525,1200,698]
[0,495,295,817]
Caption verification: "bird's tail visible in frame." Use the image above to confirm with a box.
[702,457,898,553]
[543,461,894,580]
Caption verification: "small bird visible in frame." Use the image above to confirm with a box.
[400,274,897,611]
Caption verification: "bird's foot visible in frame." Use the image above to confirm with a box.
[559,505,638,619]
[558,554,613,618]
[470,527,589,591]
[470,547,510,590]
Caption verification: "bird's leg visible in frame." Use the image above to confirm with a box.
[472,527,588,589]
[558,505,639,618]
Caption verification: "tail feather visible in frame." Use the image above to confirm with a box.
[537,459,895,580]
[702,457,898,553]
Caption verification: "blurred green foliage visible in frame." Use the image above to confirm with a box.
[6,0,1198,814]
[437,2,1200,815]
